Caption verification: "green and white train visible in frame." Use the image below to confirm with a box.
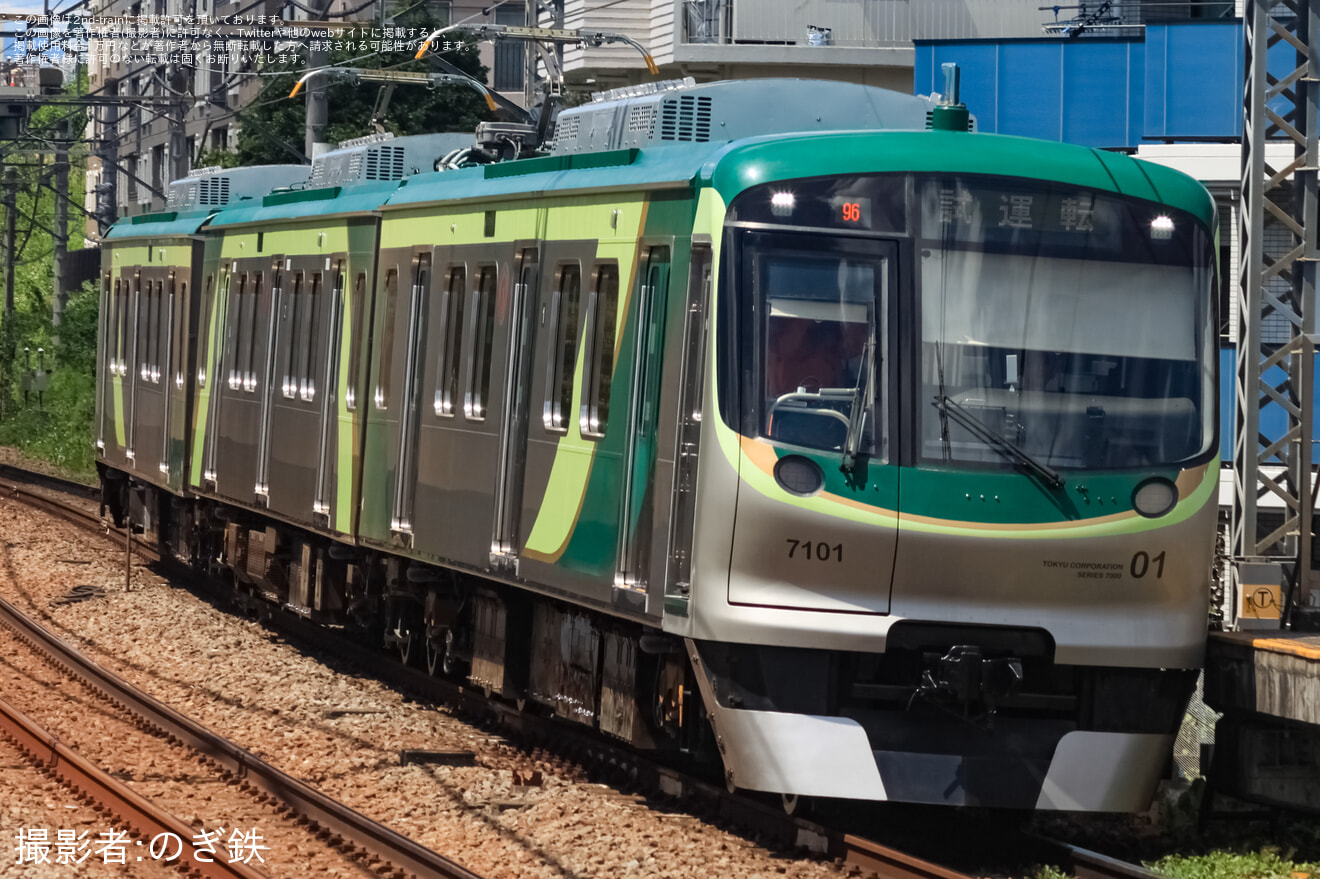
[96,77,1219,811]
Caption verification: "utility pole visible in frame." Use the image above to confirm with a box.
[305,0,334,160]
[168,64,188,183]
[52,115,68,335]
[3,165,15,318]
[2,161,15,420]
[97,77,119,236]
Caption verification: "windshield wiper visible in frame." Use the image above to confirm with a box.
[933,395,1063,488]
[842,339,875,472]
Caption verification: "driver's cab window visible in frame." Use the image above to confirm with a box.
[753,246,887,459]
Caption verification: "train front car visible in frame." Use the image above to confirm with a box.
[681,131,1218,810]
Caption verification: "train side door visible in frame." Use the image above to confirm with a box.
[614,246,670,604]
[491,246,539,565]
[664,243,712,603]
[313,262,346,528]
[254,257,284,502]
[391,251,432,541]
[158,270,177,478]
[201,265,232,489]
[126,269,142,465]
[103,272,127,463]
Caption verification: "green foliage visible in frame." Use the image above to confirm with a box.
[1148,849,1318,879]
[194,147,242,169]
[57,280,100,377]
[0,74,97,482]
[1030,865,1073,879]
[236,11,493,166]
[0,281,99,480]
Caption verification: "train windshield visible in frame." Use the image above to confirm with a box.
[734,231,891,459]
[919,175,1216,471]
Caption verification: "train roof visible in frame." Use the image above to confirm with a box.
[104,208,216,240]
[106,163,315,241]
[383,143,715,209]
[106,130,1215,238]
[206,180,400,228]
[701,130,1216,227]
[103,78,1214,237]
[389,129,1213,228]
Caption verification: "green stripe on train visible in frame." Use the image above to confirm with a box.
[553,192,698,574]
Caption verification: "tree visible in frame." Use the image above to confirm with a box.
[0,71,99,477]
[235,14,492,166]
[194,147,241,169]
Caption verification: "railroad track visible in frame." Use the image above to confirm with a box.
[0,692,266,878]
[0,463,1167,879]
[0,562,483,878]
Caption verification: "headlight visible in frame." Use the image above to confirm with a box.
[774,455,823,496]
[1132,478,1178,518]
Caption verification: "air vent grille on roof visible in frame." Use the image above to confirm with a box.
[167,183,196,208]
[365,146,406,180]
[198,175,231,206]
[554,114,579,149]
[659,95,712,142]
[626,104,656,135]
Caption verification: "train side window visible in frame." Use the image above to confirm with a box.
[134,275,147,381]
[159,276,171,386]
[122,279,131,374]
[159,279,167,384]
[173,280,184,389]
[544,264,581,433]
[101,273,112,374]
[580,264,618,439]
[198,275,213,387]
[434,266,465,416]
[376,267,399,409]
[465,266,497,421]
[128,276,139,376]
[346,272,366,410]
[302,273,321,402]
[157,280,166,383]
[232,273,248,389]
[246,273,261,392]
[101,274,110,362]
[145,280,153,381]
[143,277,157,380]
[158,281,167,382]
[285,271,302,398]
[241,273,259,392]
[110,279,122,373]
[284,271,303,399]
[224,272,241,389]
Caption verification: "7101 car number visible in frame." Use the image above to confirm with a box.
[786,539,843,562]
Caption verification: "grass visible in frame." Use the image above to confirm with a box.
[0,366,97,482]
[1032,781,1320,879]
[1147,849,1317,879]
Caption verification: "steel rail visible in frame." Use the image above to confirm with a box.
[0,694,266,879]
[1029,836,1167,879]
[836,833,979,879]
[0,593,483,879]
[0,461,98,498]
